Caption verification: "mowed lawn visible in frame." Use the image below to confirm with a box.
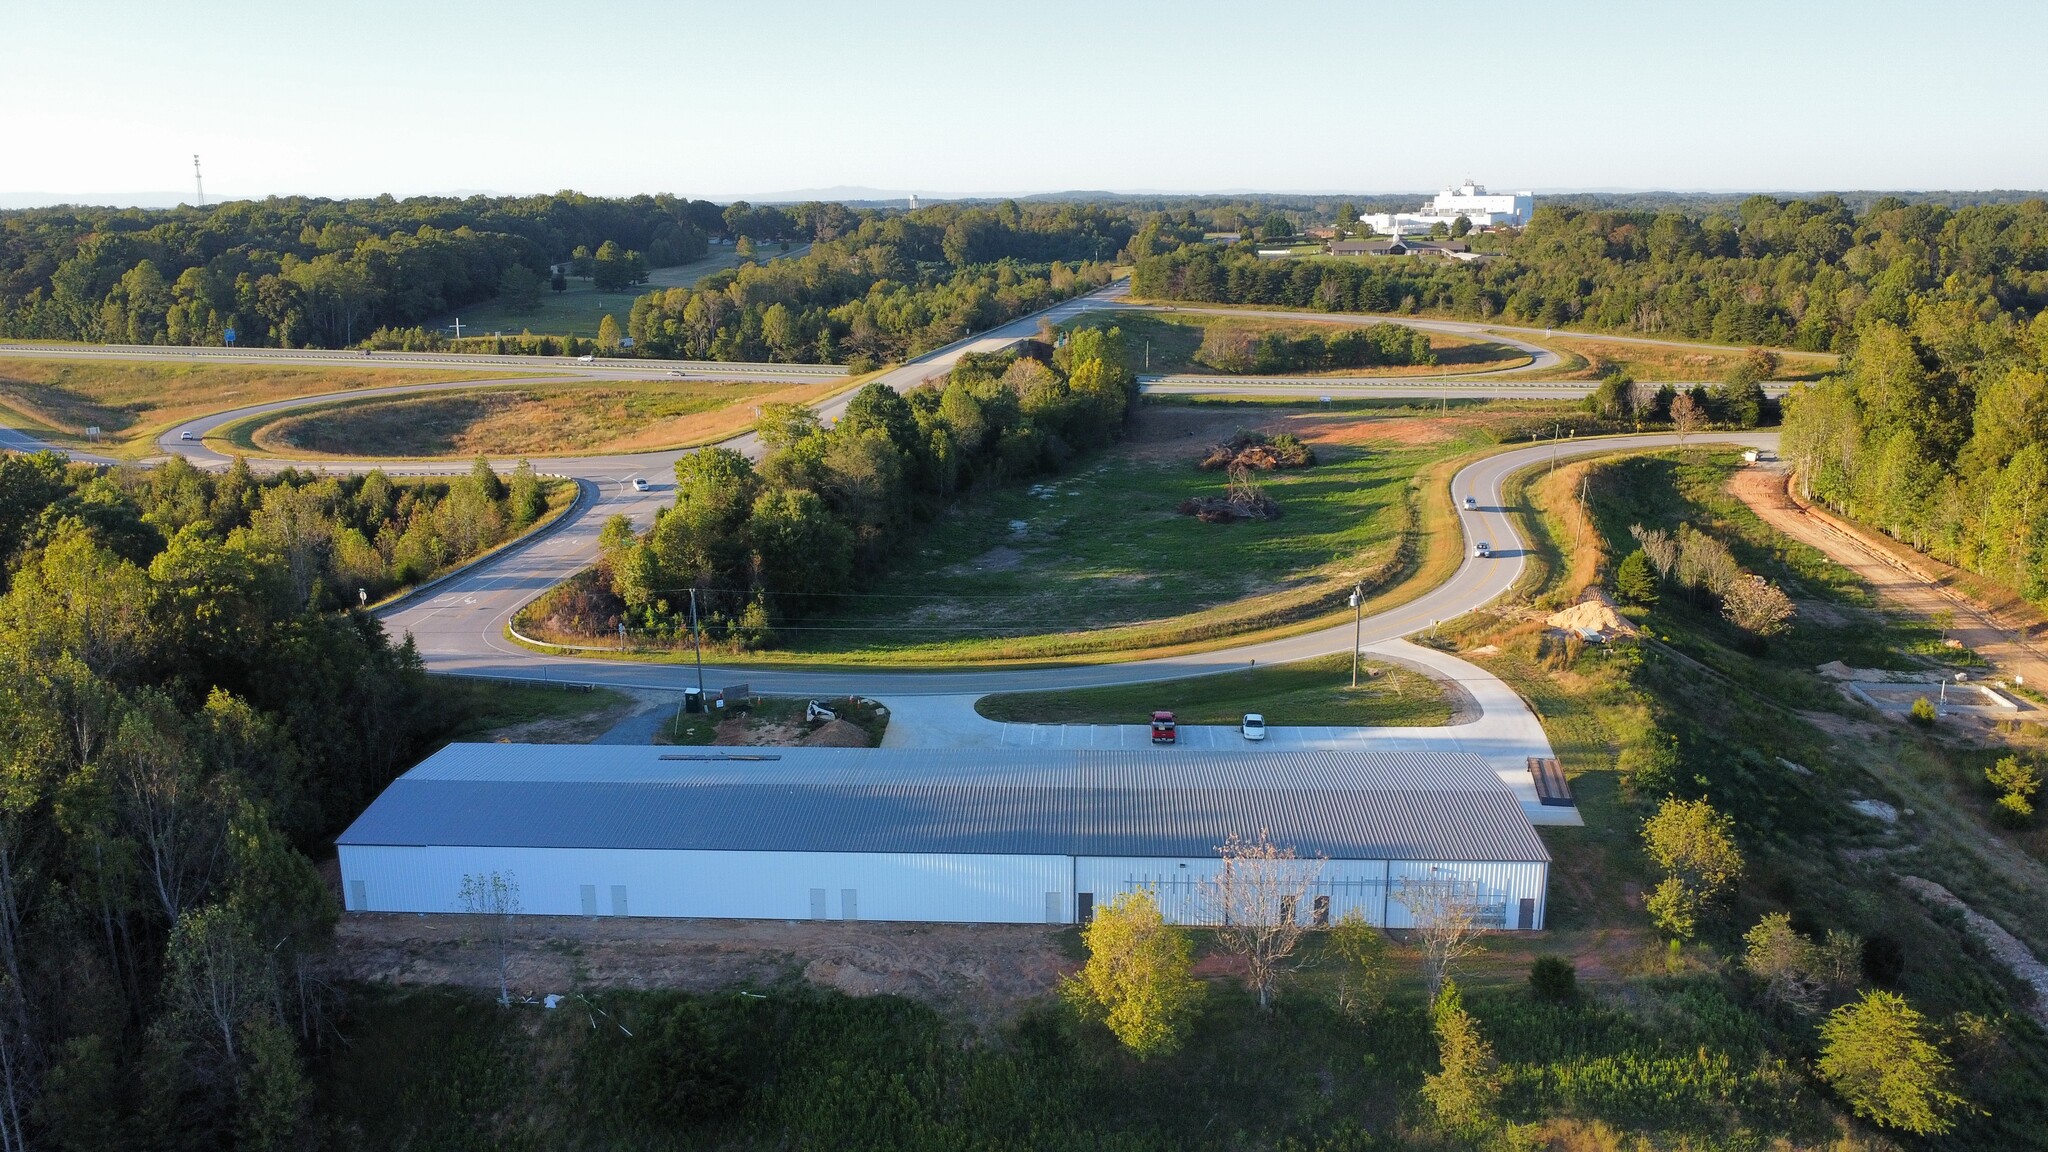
[773,404,1473,660]
[1066,310,1529,376]
[245,378,837,458]
[975,652,1453,727]
[0,360,495,457]
[423,242,812,340]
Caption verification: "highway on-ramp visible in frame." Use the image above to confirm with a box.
[380,429,1778,698]
[0,285,1782,695]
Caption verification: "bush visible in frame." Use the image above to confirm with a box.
[1909,697,1937,726]
[1529,956,1577,1003]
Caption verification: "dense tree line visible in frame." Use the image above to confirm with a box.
[0,193,720,347]
[0,450,516,1148]
[1784,307,2048,603]
[625,201,1126,365]
[1193,322,1435,373]
[525,331,1137,646]
[1132,196,2048,352]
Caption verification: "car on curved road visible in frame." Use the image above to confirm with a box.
[631,477,650,492]
[180,431,195,441]
[1474,541,1492,558]
[1464,495,1478,510]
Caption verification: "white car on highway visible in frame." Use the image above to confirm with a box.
[578,354,596,363]
[1473,541,1492,558]
[1464,496,1478,510]
[1241,713,1266,741]
[631,477,650,492]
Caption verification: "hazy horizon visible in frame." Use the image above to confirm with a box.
[6,0,2046,202]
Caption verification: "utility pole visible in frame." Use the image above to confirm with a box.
[1349,584,1364,687]
[1551,420,1561,474]
[688,587,705,694]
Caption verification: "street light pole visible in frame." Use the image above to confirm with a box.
[1349,584,1363,687]
[688,587,705,694]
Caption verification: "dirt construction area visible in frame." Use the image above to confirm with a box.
[328,914,1075,1023]
[1727,467,2048,695]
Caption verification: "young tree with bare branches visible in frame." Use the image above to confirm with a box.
[459,872,521,1006]
[1202,832,1325,1011]
[1670,391,1705,447]
[1394,874,1488,999]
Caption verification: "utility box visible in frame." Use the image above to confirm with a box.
[683,687,704,713]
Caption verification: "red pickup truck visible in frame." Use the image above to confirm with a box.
[1150,710,1177,744]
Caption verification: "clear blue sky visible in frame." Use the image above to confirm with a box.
[4,0,2043,202]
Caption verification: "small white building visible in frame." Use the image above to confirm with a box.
[337,745,1551,930]
[1360,180,1534,236]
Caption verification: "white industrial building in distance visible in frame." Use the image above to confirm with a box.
[337,745,1551,929]
[1360,181,1534,236]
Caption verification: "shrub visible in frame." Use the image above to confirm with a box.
[1528,956,1577,1003]
[1909,697,1937,726]
[1986,755,2040,825]
[1817,990,1965,1135]
[1641,798,1743,939]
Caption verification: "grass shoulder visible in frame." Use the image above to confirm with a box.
[0,359,499,458]
[229,378,829,459]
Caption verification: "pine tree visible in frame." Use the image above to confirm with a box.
[1614,548,1659,604]
[1422,980,1500,1135]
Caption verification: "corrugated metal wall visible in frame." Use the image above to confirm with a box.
[338,845,1070,924]
[342,848,1547,929]
[1074,858,1546,929]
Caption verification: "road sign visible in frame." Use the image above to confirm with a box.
[223,327,236,345]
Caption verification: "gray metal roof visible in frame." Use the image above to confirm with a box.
[336,745,1548,863]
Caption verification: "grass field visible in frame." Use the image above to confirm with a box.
[0,360,496,457]
[975,652,1453,726]
[1513,334,1837,383]
[238,378,835,458]
[758,403,1483,662]
[422,242,810,339]
[433,678,634,738]
[512,400,1580,667]
[1066,309,1529,376]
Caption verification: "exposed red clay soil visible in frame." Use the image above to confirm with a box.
[328,914,1077,1023]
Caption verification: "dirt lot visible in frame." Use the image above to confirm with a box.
[328,914,1074,1023]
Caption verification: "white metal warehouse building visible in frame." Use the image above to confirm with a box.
[336,745,1551,930]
